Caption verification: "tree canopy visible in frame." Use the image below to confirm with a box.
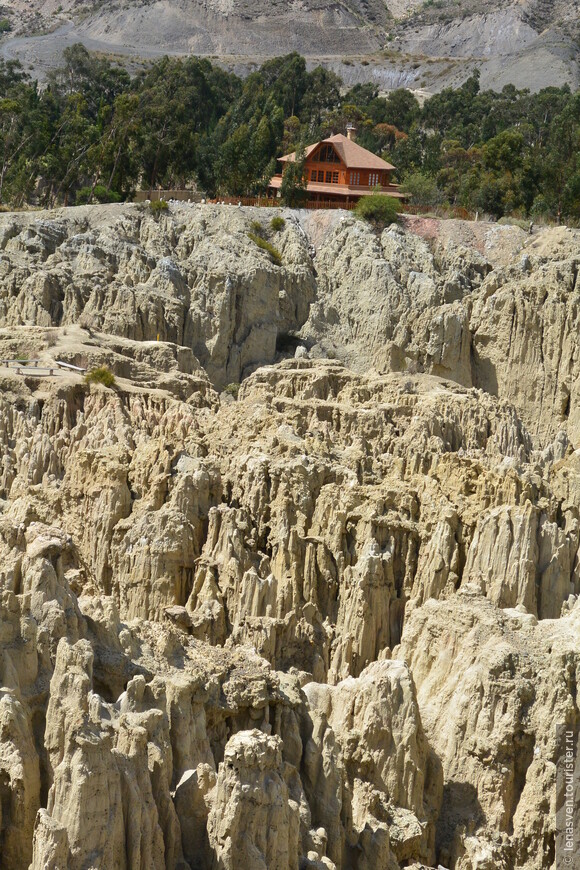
[0,48,578,221]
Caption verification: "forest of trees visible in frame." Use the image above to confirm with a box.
[1,45,579,220]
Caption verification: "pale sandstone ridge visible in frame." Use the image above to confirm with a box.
[397,592,580,870]
[0,204,578,869]
[0,203,314,389]
[2,204,580,443]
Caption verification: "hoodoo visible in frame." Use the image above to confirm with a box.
[0,201,578,869]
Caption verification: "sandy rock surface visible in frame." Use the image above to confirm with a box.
[0,202,578,869]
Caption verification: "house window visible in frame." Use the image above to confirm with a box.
[325,171,332,183]
[332,171,339,183]
[318,170,324,182]
[319,145,339,163]
[311,170,317,181]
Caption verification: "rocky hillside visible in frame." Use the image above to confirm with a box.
[0,201,578,869]
[1,0,579,91]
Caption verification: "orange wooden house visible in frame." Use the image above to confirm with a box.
[268,127,403,205]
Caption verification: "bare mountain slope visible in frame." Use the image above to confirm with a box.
[0,0,579,91]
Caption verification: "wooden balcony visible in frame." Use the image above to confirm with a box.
[268,175,405,199]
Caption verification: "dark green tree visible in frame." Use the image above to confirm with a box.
[279,148,308,207]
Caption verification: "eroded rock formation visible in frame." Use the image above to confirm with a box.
[0,202,578,869]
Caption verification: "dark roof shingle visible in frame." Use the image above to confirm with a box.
[279,133,395,171]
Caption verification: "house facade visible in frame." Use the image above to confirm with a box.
[268,129,403,205]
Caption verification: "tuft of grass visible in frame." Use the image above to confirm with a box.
[149,199,169,214]
[497,216,530,231]
[270,215,285,232]
[247,232,282,265]
[84,366,116,388]
[250,219,263,234]
[224,382,240,399]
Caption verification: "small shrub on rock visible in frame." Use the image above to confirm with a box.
[76,185,121,205]
[354,194,401,229]
[497,216,530,231]
[247,232,282,265]
[149,199,169,214]
[84,366,116,388]
[270,216,285,232]
[224,382,240,399]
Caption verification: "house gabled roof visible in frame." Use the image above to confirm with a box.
[279,133,395,171]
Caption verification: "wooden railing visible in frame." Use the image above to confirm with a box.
[1,363,56,376]
[303,200,357,210]
[0,359,87,377]
[204,196,356,210]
